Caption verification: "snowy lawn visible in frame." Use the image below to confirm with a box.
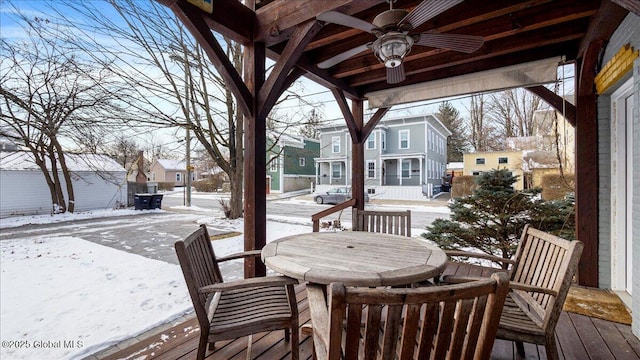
[0,210,315,359]
[0,235,190,359]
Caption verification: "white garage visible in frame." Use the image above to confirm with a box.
[0,151,127,218]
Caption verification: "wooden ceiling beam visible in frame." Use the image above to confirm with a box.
[331,88,361,143]
[171,1,253,116]
[361,43,572,93]
[612,0,640,16]
[577,0,629,59]
[329,14,590,81]
[526,85,577,126]
[362,107,390,141]
[258,20,323,120]
[167,0,255,44]
[349,24,585,87]
[255,0,386,46]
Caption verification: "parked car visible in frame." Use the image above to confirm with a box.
[314,187,369,204]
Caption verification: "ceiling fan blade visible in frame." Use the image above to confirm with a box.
[317,11,377,34]
[387,64,406,84]
[416,32,484,53]
[317,44,370,69]
[401,0,463,29]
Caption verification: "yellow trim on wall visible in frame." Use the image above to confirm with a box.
[595,44,639,94]
[186,0,213,13]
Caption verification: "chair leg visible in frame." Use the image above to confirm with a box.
[197,333,208,360]
[545,334,560,360]
[515,341,525,357]
[290,325,300,360]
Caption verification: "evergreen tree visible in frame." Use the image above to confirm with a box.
[422,169,575,267]
[436,101,467,162]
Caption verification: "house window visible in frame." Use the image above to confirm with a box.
[476,158,486,165]
[176,172,182,182]
[381,132,386,150]
[366,134,376,149]
[367,188,376,194]
[472,171,482,176]
[332,136,340,153]
[399,130,409,149]
[331,163,341,178]
[498,157,508,164]
[270,156,278,172]
[299,157,305,167]
[367,161,376,178]
[151,172,156,181]
[401,159,411,178]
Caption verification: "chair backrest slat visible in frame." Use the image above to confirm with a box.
[175,224,224,328]
[313,273,509,360]
[353,209,411,237]
[509,224,583,330]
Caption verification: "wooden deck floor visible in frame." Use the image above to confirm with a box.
[92,283,640,360]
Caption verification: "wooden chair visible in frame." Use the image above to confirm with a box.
[307,272,510,360]
[442,224,584,360]
[352,209,411,237]
[174,224,299,360]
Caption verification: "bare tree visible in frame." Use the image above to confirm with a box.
[0,13,125,213]
[298,108,324,139]
[488,88,548,138]
[53,0,319,218]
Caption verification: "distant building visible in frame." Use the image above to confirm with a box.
[266,134,319,193]
[0,151,127,217]
[149,159,197,187]
[463,151,525,189]
[315,114,451,200]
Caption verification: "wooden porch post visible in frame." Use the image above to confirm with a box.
[352,100,365,210]
[243,1,267,278]
[574,40,603,287]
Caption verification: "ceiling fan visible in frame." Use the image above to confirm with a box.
[316,0,484,84]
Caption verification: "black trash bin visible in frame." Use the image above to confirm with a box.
[134,194,153,210]
[151,194,163,209]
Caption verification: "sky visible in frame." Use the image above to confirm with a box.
[0,191,450,359]
[0,0,476,145]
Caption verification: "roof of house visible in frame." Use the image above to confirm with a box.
[155,159,186,171]
[0,151,125,172]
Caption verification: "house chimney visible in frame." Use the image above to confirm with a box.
[136,150,147,184]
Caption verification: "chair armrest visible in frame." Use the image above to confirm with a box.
[440,275,487,284]
[509,281,558,297]
[217,250,262,262]
[307,284,330,359]
[198,275,298,294]
[445,250,517,266]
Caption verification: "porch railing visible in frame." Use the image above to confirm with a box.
[311,198,356,232]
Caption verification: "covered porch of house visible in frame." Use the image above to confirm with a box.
[153,0,634,290]
[146,0,639,357]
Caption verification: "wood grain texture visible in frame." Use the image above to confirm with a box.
[262,231,447,287]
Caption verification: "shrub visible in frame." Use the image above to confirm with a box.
[422,169,575,263]
[193,178,220,192]
[158,182,174,191]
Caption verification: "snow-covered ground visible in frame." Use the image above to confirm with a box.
[0,194,449,359]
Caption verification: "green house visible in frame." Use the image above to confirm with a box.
[266,133,320,194]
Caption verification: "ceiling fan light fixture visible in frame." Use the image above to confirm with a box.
[373,32,414,68]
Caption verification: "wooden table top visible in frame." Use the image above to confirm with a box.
[261,231,448,287]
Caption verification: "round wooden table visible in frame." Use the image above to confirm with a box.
[261,231,447,287]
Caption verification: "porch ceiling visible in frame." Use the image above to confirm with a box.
[169,0,629,101]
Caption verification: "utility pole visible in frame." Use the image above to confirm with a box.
[186,124,191,207]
